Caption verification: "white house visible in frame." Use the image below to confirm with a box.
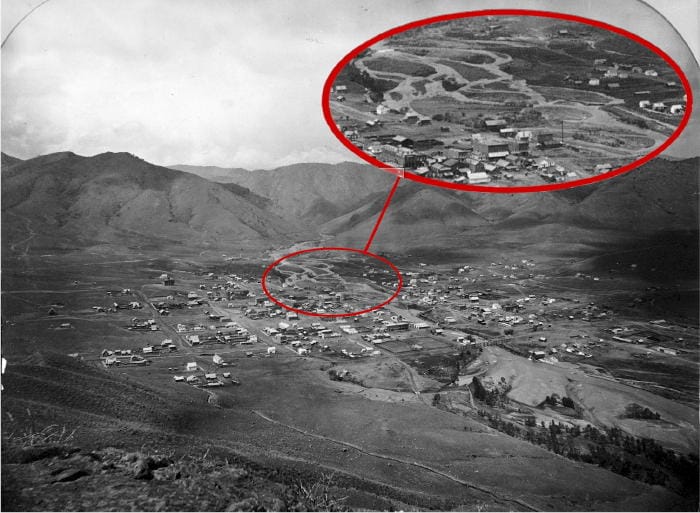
[186,362,197,372]
[466,170,491,184]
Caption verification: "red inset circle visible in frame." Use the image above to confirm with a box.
[261,247,403,318]
[322,9,693,193]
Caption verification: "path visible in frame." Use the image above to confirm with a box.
[251,409,538,512]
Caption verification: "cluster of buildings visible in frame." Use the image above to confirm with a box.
[341,120,580,184]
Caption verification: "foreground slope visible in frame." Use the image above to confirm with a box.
[1,351,690,511]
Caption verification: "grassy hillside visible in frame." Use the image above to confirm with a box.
[2,152,312,253]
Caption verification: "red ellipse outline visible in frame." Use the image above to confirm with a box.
[261,247,403,318]
[322,9,694,193]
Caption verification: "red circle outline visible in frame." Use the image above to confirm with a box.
[261,247,404,318]
[322,9,694,193]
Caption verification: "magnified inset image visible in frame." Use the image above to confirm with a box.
[324,11,692,192]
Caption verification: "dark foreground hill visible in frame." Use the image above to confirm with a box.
[1,351,691,512]
[0,353,357,512]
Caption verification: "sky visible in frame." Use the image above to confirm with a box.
[1,0,698,169]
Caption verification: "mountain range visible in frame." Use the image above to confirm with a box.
[2,151,698,257]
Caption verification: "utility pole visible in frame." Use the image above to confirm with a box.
[561,120,564,144]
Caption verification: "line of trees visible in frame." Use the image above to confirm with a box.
[475,410,698,501]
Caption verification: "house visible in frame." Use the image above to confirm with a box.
[465,157,485,173]
[652,102,666,111]
[670,104,684,114]
[267,346,276,355]
[186,375,200,384]
[593,58,607,65]
[639,100,651,108]
[644,69,658,77]
[334,85,347,93]
[594,163,613,174]
[537,158,552,169]
[186,362,197,372]
[588,78,600,86]
[495,158,511,169]
[484,119,507,131]
[391,135,414,148]
[607,82,620,89]
[160,273,175,286]
[213,354,225,366]
[467,170,491,184]
[483,163,498,174]
[530,350,546,360]
[417,116,432,126]
[173,375,185,382]
[537,132,561,149]
[376,104,390,115]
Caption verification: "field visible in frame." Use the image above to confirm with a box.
[363,56,436,77]
[435,60,498,81]
[531,86,616,105]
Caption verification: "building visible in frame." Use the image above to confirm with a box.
[467,170,491,184]
[652,102,666,111]
[639,100,651,109]
[644,69,658,77]
[385,321,409,332]
[391,135,414,149]
[537,132,561,149]
[160,273,175,286]
[508,132,531,155]
[484,119,507,132]
[670,104,685,114]
[588,78,600,86]
[472,134,510,160]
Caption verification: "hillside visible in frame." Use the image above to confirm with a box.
[171,162,395,227]
[1,351,690,512]
[0,353,366,511]
[1,152,312,253]
[171,157,698,252]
